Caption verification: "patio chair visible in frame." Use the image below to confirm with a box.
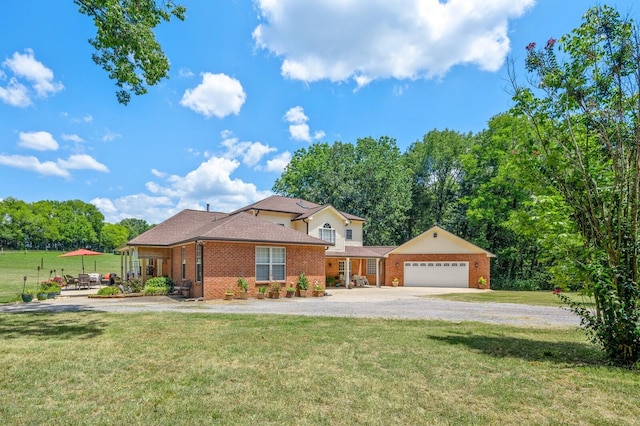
[64,275,79,290]
[78,274,90,289]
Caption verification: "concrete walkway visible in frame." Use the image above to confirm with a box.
[0,286,580,327]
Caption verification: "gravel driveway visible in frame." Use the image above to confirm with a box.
[0,287,579,327]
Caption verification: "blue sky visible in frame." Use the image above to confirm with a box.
[1,1,637,224]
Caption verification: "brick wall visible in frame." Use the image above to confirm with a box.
[384,254,490,288]
[195,241,325,300]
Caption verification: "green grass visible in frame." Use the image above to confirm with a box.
[0,312,638,425]
[0,250,121,303]
[431,290,596,307]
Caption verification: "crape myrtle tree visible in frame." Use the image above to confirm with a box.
[511,5,640,365]
[75,0,186,104]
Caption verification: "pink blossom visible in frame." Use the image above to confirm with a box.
[526,42,536,51]
[545,38,556,49]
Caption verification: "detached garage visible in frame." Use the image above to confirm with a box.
[384,226,495,289]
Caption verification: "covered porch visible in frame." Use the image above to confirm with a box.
[325,246,392,288]
[118,246,172,283]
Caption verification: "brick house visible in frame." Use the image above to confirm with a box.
[122,196,494,298]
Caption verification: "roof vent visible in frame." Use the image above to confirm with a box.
[296,201,309,209]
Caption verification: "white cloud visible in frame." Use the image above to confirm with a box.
[0,154,70,178]
[58,154,109,173]
[101,129,121,142]
[2,49,63,98]
[178,67,195,78]
[283,106,325,142]
[220,131,276,167]
[180,72,246,118]
[91,194,178,224]
[264,151,292,173]
[61,133,84,143]
[18,131,58,151]
[151,168,167,178]
[253,0,534,87]
[145,155,272,214]
[0,78,30,107]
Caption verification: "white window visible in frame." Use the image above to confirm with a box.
[196,244,202,282]
[346,229,353,240]
[319,223,336,244]
[256,247,286,281]
[366,258,376,275]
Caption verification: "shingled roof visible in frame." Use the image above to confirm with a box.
[236,195,366,222]
[127,209,330,247]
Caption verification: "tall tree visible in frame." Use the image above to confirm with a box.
[101,223,129,251]
[404,129,472,238]
[512,5,640,365]
[75,0,186,104]
[274,137,411,245]
[118,218,153,239]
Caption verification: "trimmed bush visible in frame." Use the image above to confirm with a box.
[97,286,121,296]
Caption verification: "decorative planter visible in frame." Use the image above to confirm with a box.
[286,291,295,298]
[224,293,234,300]
[391,281,399,287]
[37,292,47,301]
[257,293,266,299]
[269,291,280,299]
[21,293,34,303]
[478,284,489,290]
[239,291,249,300]
[313,290,324,297]
[296,289,308,298]
[47,292,57,299]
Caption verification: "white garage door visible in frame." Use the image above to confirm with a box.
[404,261,469,287]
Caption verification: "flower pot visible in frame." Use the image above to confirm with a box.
[257,293,266,299]
[239,291,249,300]
[269,291,280,299]
[296,289,308,298]
[21,293,34,303]
[47,292,57,299]
[37,292,47,301]
[224,293,234,300]
[286,291,294,298]
[313,290,323,297]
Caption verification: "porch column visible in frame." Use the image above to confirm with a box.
[345,257,351,289]
[376,258,380,288]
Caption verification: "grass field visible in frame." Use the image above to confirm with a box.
[0,312,638,425]
[0,250,121,303]
[430,290,596,307]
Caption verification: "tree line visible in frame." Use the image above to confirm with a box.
[0,198,152,252]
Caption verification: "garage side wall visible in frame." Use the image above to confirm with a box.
[384,254,490,288]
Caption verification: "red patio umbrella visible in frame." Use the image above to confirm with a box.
[59,249,104,273]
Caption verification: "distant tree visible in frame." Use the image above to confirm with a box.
[75,0,186,104]
[512,5,640,365]
[101,223,129,251]
[118,218,153,239]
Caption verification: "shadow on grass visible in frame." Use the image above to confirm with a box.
[0,311,107,340]
[428,332,605,366]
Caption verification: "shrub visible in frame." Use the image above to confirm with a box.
[97,286,121,296]
[143,277,173,295]
[297,272,309,291]
[127,278,144,293]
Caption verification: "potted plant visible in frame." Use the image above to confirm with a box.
[237,277,249,299]
[224,290,235,300]
[286,285,296,298]
[269,282,281,299]
[296,272,309,297]
[478,276,488,289]
[21,289,35,303]
[391,277,399,287]
[257,285,267,299]
[313,283,324,297]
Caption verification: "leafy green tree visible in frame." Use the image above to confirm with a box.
[404,129,472,238]
[75,0,186,104]
[512,5,640,365]
[118,218,153,239]
[274,137,411,245]
[101,223,129,251]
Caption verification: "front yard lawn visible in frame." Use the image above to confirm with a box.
[431,290,595,307]
[0,312,637,424]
